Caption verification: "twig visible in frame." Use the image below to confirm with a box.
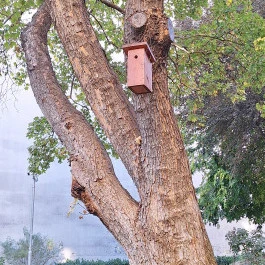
[69,74,75,98]
[98,0,125,15]
[168,54,189,89]
[172,42,189,53]
[3,11,24,25]
[90,12,119,49]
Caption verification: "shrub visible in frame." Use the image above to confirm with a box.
[226,226,265,265]
[1,227,62,265]
[0,257,5,265]
[56,258,129,265]
[216,256,234,265]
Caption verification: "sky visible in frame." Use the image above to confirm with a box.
[0,88,256,262]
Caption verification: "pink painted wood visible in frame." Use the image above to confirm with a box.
[123,42,155,94]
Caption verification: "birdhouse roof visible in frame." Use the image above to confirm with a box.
[122,42,156,63]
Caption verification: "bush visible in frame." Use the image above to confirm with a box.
[56,258,129,265]
[1,227,62,265]
[226,226,265,265]
[0,257,5,265]
[216,256,235,265]
[57,256,238,265]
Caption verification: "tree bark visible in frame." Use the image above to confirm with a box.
[21,0,217,264]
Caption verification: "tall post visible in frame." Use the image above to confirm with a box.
[27,175,37,265]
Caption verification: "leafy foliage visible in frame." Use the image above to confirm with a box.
[1,0,265,224]
[27,116,68,175]
[226,227,265,265]
[170,0,265,118]
[0,0,43,90]
[26,113,118,176]
[170,0,265,224]
[189,90,265,224]
[0,257,5,265]
[165,0,208,20]
[1,227,62,265]
[56,258,129,265]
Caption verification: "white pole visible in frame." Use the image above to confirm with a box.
[28,175,37,265]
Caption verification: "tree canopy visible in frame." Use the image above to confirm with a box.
[226,227,265,264]
[171,0,265,225]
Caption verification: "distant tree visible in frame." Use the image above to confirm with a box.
[187,89,265,225]
[226,227,265,265]
[1,228,62,265]
[0,257,5,265]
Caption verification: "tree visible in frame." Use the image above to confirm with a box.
[0,257,5,265]
[226,227,265,265]
[184,89,265,225]
[167,0,265,224]
[20,0,217,264]
[1,228,62,265]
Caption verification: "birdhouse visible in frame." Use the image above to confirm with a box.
[122,42,155,94]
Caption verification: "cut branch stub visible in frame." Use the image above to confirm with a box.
[130,12,147,28]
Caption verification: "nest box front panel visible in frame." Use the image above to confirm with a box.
[127,48,153,94]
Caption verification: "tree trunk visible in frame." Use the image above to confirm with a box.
[21,0,217,264]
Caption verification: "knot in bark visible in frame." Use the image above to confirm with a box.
[71,177,85,199]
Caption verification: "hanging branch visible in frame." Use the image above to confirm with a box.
[90,12,119,49]
[98,0,125,15]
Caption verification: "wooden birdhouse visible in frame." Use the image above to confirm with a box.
[122,42,155,94]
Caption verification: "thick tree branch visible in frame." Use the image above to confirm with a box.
[122,0,217,263]
[47,0,145,191]
[21,3,138,248]
[98,0,125,15]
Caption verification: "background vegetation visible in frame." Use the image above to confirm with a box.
[56,259,129,265]
[0,228,62,265]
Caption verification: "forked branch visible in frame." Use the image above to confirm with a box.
[47,0,145,190]
[21,3,139,247]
